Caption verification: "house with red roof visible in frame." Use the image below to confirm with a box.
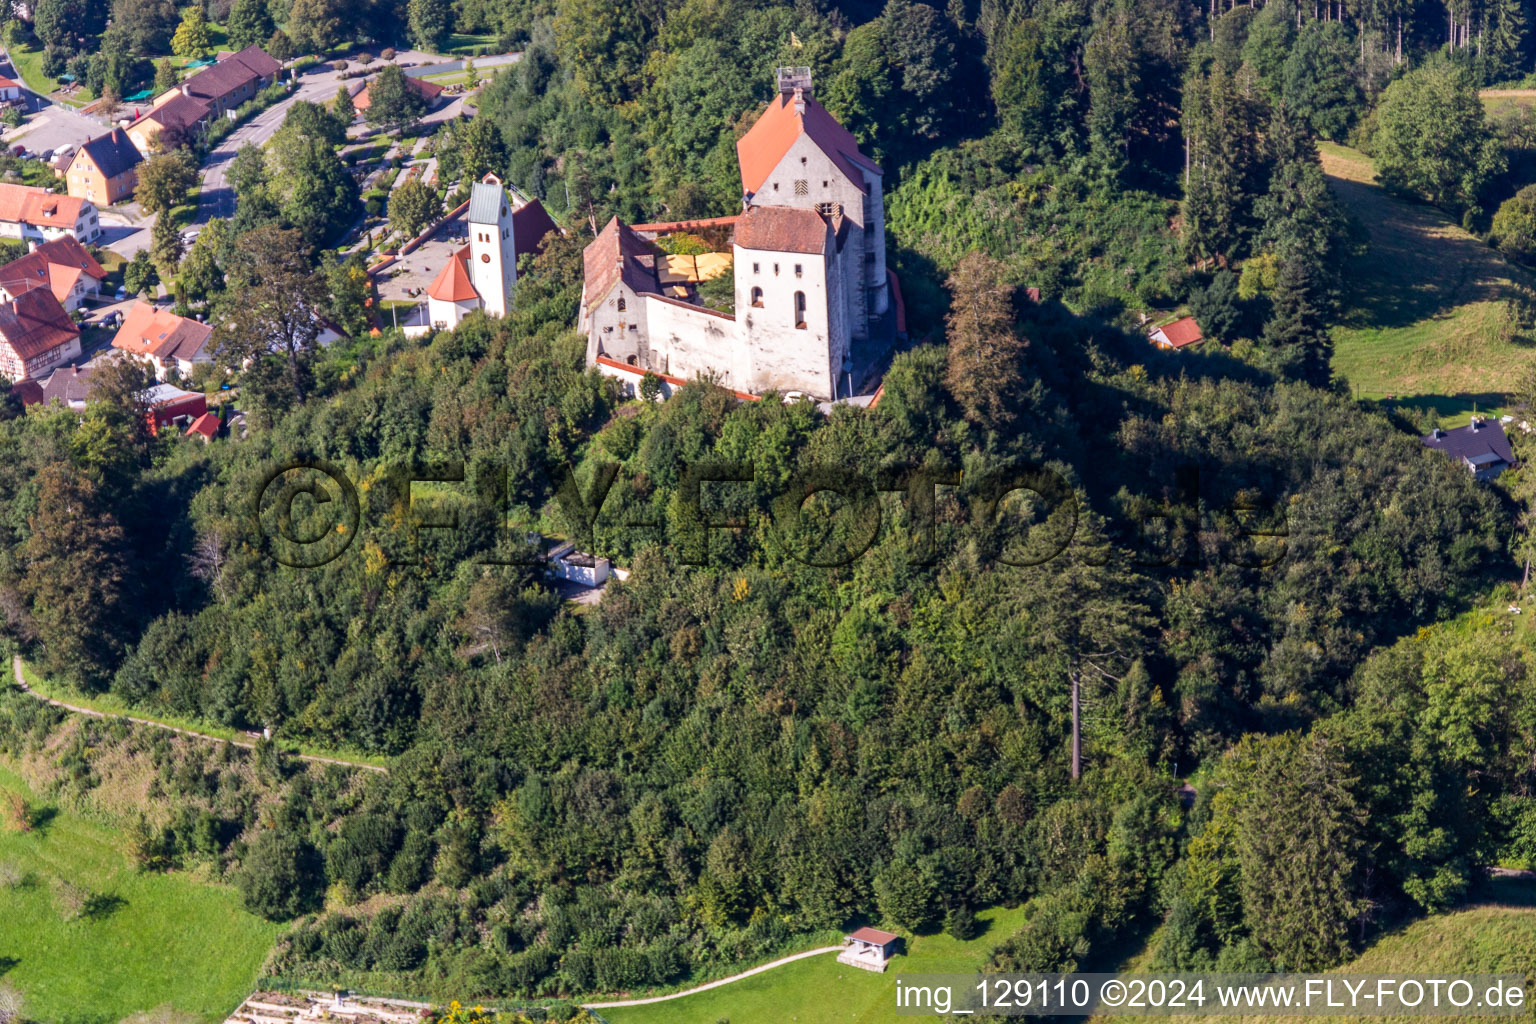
[0,236,107,311]
[110,301,215,379]
[0,183,99,245]
[579,67,889,401]
[185,410,220,443]
[0,288,81,381]
[349,74,446,116]
[423,173,559,330]
[1149,316,1204,350]
[0,77,21,104]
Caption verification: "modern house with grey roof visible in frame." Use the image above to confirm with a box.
[1422,417,1516,481]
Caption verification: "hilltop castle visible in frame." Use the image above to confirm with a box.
[580,69,894,401]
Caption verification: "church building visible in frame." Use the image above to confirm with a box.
[580,68,892,401]
[427,175,560,330]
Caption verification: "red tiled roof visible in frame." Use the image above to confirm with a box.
[582,216,661,313]
[427,245,479,302]
[736,91,881,196]
[0,236,106,304]
[353,74,444,111]
[512,199,559,258]
[1152,316,1203,349]
[847,927,898,945]
[0,184,87,228]
[0,288,78,361]
[733,205,831,255]
[0,76,20,89]
[111,301,213,364]
[630,215,741,234]
[186,411,220,439]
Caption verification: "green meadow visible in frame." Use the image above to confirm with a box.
[600,905,1030,1024]
[1321,141,1536,424]
[0,766,281,1024]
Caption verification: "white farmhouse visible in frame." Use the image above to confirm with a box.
[580,68,896,402]
[426,175,560,330]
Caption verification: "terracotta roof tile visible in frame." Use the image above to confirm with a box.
[736,91,881,196]
[582,217,661,313]
[427,245,479,302]
[111,301,213,364]
[0,289,79,361]
[732,205,831,255]
[0,236,106,305]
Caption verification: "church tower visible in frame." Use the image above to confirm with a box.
[467,177,518,317]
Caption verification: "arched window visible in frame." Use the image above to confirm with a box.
[617,297,626,312]
[750,286,763,307]
[793,291,807,329]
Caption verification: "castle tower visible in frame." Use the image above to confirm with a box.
[467,177,518,317]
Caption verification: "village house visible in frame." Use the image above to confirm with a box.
[425,174,559,329]
[0,287,80,381]
[185,410,220,442]
[0,76,22,105]
[348,74,447,117]
[0,235,107,311]
[580,68,894,401]
[65,129,144,206]
[127,45,281,154]
[1422,416,1516,481]
[1149,316,1204,350]
[111,301,214,379]
[0,183,99,244]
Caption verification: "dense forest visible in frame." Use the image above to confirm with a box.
[5,0,1536,1009]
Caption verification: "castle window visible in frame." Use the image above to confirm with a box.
[794,291,807,329]
[822,180,829,188]
[794,179,809,196]
[750,286,763,307]
[752,262,760,274]
[815,202,842,217]
[617,297,626,312]
[794,264,802,278]
[773,183,779,191]
[503,229,509,239]
[773,263,780,275]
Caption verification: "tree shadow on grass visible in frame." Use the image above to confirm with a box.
[0,955,16,976]
[82,892,126,920]
[27,804,58,835]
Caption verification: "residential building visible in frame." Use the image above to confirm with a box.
[1149,316,1203,350]
[425,175,559,330]
[1422,417,1516,481]
[65,129,144,206]
[111,301,215,379]
[186,410,220,442]
[32,363,94,408]
[0,76,22,104]
[0,235,107,311]
[0,183,98,244]
[349,74,446,116]
[130,45,280,154]
[580,68,892,401]
[144,382,207,434]
[0,288,80,381]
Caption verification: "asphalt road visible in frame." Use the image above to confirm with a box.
[194,50,520,226]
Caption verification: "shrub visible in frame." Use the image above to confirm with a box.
[52,877,90,921]
[0,861,22,887]
[2,792,31,833]
[381,48,396,61]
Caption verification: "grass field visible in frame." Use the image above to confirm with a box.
[601,905,1030,1024]
[0,765,282,1024]
[1320,141,1536,423]
[1093,877,1536,1024]
[435,33,500,56]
